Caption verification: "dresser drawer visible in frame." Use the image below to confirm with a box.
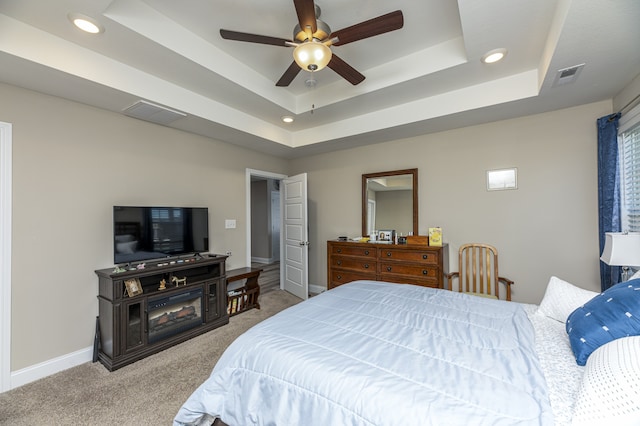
[378,248,439,264]
[378,275,439,288]
[379,262,438,278]
[331,256,376,272]
[329,270,376,288]
[327,240,448,290]
[331,245,376,258]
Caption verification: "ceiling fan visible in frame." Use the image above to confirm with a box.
[220,0,404,87]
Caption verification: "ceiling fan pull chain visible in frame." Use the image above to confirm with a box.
[307,70,317,115]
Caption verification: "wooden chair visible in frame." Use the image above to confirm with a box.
[446,243,514,301]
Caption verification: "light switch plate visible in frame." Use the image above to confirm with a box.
[225,219,236,229]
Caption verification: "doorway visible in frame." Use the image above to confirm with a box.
[246,169,287,294]
[246,169,309,299]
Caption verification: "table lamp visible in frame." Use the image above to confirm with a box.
[600,232,640,281]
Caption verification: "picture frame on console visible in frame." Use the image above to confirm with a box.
[124,278,143,297]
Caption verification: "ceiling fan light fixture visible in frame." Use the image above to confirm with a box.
[481,48,507,64]
[293,41,332,72]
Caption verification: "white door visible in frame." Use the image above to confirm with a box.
[282,173,308,300]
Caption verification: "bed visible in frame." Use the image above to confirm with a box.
[174,279,640,426]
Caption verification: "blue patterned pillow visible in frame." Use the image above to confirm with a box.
[566,280,640,366]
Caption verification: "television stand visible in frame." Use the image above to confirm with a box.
[95,254,228,371]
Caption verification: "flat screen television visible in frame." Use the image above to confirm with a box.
[113,206,209,265]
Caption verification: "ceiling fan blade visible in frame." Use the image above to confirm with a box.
[276,61,302,87]
[220,29,290,47]
[294,0,317,37]
[331,10,404,46]
[328,54,365,85]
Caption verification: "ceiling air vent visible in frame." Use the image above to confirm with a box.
[552,64,585,87]
[122,100,187,125]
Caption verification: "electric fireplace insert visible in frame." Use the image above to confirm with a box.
[147,288,204,344]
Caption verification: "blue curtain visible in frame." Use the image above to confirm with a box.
[597,113,621,291]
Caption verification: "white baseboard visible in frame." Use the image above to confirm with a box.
[250,257,272,264]
[9,346,93,390]
[4,282,327,392]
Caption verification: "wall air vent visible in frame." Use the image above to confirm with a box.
[122,100,187,125]
[552,64,585,87]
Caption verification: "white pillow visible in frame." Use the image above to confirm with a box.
[571,336,640,426]
[115,234,135,243]
[537,276,598,322]
[116,240,137,254]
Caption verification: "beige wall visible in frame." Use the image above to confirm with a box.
[0,83,289,370]
[614,73,640,113]
[291,101,613,304]
[0,80,617,377]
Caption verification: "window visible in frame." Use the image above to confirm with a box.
[619,104,640,232]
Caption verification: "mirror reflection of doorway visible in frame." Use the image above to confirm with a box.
[250,177,281,294]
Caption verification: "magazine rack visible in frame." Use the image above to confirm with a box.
[226,267,262,316]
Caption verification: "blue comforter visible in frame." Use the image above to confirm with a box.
[174,281,553,425]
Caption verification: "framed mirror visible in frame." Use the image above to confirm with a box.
[362,169,418,238]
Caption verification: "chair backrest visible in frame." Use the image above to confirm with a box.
[455,243,503,299]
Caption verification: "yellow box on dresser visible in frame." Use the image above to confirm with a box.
[327,240,448,290]
[428,227,443,246]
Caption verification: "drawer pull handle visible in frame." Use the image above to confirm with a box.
[364,250,369,255]
[337,275,342,280]
[337,249,342,253]
[364,264,370,269]
[423,254,428,259]
[422,270,428,275]
[337,261,342,266]
[387,266,392,272]
[386,252,392,257]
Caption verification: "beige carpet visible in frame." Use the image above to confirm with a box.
[0,290,301,425]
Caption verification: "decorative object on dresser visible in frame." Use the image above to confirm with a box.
[428,227,442,246]
[406,235,428,245]
[95,255,228,371]
[377,229,394,243]
[327,240,448,289]
[225,267,263,316]
[446,243,513,300]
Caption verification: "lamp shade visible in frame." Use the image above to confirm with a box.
[600,232,640,266]
[293,41,332,72]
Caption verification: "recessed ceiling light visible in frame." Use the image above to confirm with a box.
[68,13,104,34]
[481,48,507,64]
[282,116,294,124]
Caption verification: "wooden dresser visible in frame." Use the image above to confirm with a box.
[327,240,448,290]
